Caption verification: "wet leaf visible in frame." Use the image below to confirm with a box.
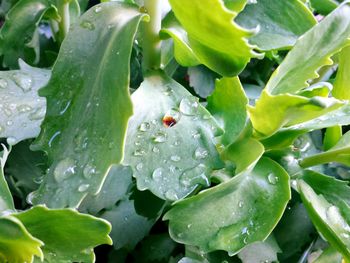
[0,145,14,212]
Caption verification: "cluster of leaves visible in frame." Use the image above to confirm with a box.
[1,0,350,262]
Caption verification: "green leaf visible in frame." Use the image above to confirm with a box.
[248,90,344,138]
[310,0,339,15]
[333,46,350,100]
[237,235,281,263]
[168,0,258,76]
[0,145,14,212]
[323,125,342,150]
[223,0,246,13]
[266,2,350,95]
[30,2,147,208]
[160,12,200,67]
[300,131,350,167]
[207,77,248,146]
[0,215,43,263]
[298,179,350,261]
[0,61,50,145]
[0,0,54,68]
[123,71,223,201]
[188,66,217,98]
[13,205,112,262]
[313,246,343,263]
[164,157,290,255]
[236,0,316,51]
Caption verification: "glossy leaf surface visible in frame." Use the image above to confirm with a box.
[207,77,248,146]
[14,205,112,262]
[168,0,258,76]
[236,0,316,51]
[30,2,147,208]
[333,46,350,99]
[0,61,50,145]
[164,158,290,255]
[0,146,14,211]
[123,71,223,201]
[266,2,350,95]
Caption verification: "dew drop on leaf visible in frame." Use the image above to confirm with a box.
[152,146,159,153]
[17,104,33,113]
[179,96,199,116]
[0,78,8,89]
[139,122,150,132]
[26,191,38,205]
[33,176,43,184]
[12,73,32,92]
[238,201,244,208]
[267,173,279,185]
[133,149,145,156]
[83,164,97,179]
[170,155,181,162]
[78,184,90,192]
[152,131,167,143]
[191,131,201,139]
[54,158,76,183]
[94,6,102,13]
[179,164,210,187]
[194,147,208,160]
[80,20,95,30]
[165,189,178,200]
[7,136,17,145]
[28,106,46,120]
[136,163,143,171]
[48,131,61,147]
[6,120,13,126]
[152,168,163,181]
[0,125,4,133]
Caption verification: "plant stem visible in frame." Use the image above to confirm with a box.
[142,0,162,72]
[57,0,70,43]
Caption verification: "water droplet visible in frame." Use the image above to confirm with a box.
[136,163,143,171]
[152,146,159,153]
[54,158,76,183]
[135,141,141,146]
[191,131,201,139]
[33,176,43,184]
[78,184,90,192]
[180,164,210,187]
[267,173,279,185]
[139,122,150,132]
[0,78,8,89]
[216,144,225,153]
[152,131,167,143]
[187,224,192,229]
[4,108,12,116]
[152,168,163,181]
[26,191,38,205]
[28,106,45,120]
[238,201,244,208]
[179,97,199,116]
[12,73,32,92]
[0,125,4,134]
[163,108,181,128]
[80,20,95,30]
[17,104,32,113]
[173,140,181,146]
[7,137,17,145]
[59,100,71,115]
[202,114,211,120]
[163,85,173,96]
[133,149,145,156]
[83,164,97,179]
[165,189,178,200]
[170,155,181,162]
[341,233,350,239]
[48,131,61,147]
[6,120,13,126]
[94,6,102,13]
[194,147,208,159]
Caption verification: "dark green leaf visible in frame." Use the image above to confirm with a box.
[30,2,147,208]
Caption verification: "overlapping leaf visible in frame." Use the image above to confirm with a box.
[266,2,350,95]
[30,2,148,208]
[0,145,14,211]
[236,0,316,51]
[0,60,50,145]
[164,158,290,255]
[167,0,259,76]
[123,71,223,201]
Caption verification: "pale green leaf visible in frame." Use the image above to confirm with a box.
[168,0,258,76]
[14,205,112,262]
[266,2,350,94]
[236,0,316,51]
[0,61,50,145]
[0,145,14,212]
[123,71,223,201]
[164,157,290,255]
[207,77,248,146]
[310,0,339,15]
[313,246,343,263]
[0,215,43,263]
[333,46,350,100]
[30,2,148,208]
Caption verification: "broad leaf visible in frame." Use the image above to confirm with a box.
[168,0,258,76]
[298,179,350,261]
[0,0,54,68]
[236,0,316,51]
[266,2,350,95]
[207,77,248,146]
[310,0,339,15]
[313,246,343,263]
[123,71,223,201]
[164,157,290,255]
[30,2,148,208]
[0,215,43,263]
[0,60,50,145]
[0,145,14,212]
[248,90,343,138]
[333,46,350,99]
[14,205,112,262]
[188,66,217,98]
